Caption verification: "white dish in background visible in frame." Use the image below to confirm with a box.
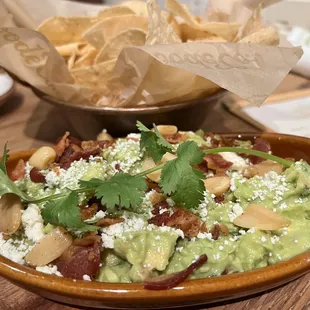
[0,70,14,106]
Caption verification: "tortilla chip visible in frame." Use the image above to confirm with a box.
[165,12,182,40]
[146,0,181,45]
[95,29,146,64]
[98,6,136,19]
[121,1,148,17]
[239,26,279,45]
[235,5,262,41]
[67,50,77,70]
[55,42,87,57]
[165,0,240,41]
[180,23,226,42]
[73,47,98,69]
[83,15,148,50]
[37,16,99,45]
[70,60,116,89]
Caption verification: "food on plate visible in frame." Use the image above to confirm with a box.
[2,123,308,290]
[35,0,279,106]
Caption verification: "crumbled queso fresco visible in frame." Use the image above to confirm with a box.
[1,130,310,285]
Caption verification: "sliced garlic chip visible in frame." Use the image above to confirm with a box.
[233,204,291,230]
[25,227,72,267]
[0,193,22,235]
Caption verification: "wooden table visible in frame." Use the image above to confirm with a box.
[1,73,310,310]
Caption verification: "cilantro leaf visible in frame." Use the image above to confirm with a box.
[41,192,99,232]
[0,169,31,201]
[160,141,205,208]
[0,143,9,174]
[137,121,173,163]
[81,173,147,211]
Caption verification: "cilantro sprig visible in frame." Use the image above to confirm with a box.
[0,143,9,174]
[137,121,173,163]
[0,123,295,233]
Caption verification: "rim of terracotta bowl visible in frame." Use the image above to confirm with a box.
[1,133,310,307]
[32,88,226,115]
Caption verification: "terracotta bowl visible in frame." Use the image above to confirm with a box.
[2,133,310,309]
[32,88,226,139]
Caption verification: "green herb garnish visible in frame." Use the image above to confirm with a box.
[0,143,9,174]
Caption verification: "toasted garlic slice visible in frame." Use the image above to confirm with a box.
[97,131,113,141]
[0,194,22,235]
[156,125,178,136]
[25,227,72,267]
[142,152,177,183]
[233,204,291,230]
[203,176,230,196]
[29,146,56,170]
[243,160,283,178]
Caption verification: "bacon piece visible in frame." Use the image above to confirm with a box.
[143,254,208,290]
[146,179,162,193]
[210,223,229,240]
[54,131,70,160]
[214,195,225,204]
[96,217,124,227]
[200,222,208,233]
[151,201,170,215]
[9,159,25,181]
[68,136,82,147]
[165,133,183,144]
[248,138,271,164]
[55,240,101,280]
[222,269,229,275]
[80,203,98,221]
[59,146,101,169]
[149,207,201,238]
[194,161,209,174]
[29,168,46,184]
[73,234,101,247]
[98,140,115,149]
[204,154,233,172]
[204,133,234,148]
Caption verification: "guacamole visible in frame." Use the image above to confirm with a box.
[1,128,310,288]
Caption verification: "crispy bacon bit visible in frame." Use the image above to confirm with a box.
[59,146,101,169]
[80,203,98,221]
[204,154,233,172]
[54,131,70,160]
[200,222,208,233]
[81,140,98,150]
[146,179,162,193]
[115,163,121,171]
[29,167,46,184]
[165,133,183,144]
[210,223,229,240]
[143,254,208,290]
[55,241,101,280]
[151,201,169,215]
[149,207,201,238]
[248,138,271,164]
[214,195,225,204]
[73,233,101,247]
[68,136,82,147]
[9,159,25,181]
[221,269,229,275]
[96,217,124,227]
[210,224,221,240]
[204,133,234,148]
[98,140,114,149]
[194,161,209,174]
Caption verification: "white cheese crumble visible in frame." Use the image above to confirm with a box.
[36,265,62,277]
[228,202,243,222]
[0,233,32,265]
[83,274,91,281]
[85,210,107,223]
[21,204,45,242]
[197,232,213,240]
[101,215,146,248]
[219,152,248,171]
[261,236,267,243]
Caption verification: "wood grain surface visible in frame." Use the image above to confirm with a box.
[0,74,310,310]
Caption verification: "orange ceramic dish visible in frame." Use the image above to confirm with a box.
[1,133,310,309]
